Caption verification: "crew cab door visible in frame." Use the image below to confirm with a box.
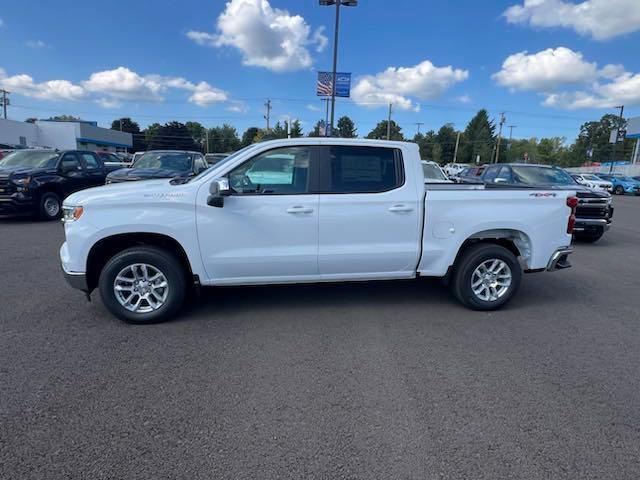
[78,152,107,188]
[317,145,421,279]
[57,152,86,196]
[196,145,320,284]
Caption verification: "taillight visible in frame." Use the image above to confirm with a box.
[566,196,577,234]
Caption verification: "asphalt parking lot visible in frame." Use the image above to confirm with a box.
[1,196,639,479]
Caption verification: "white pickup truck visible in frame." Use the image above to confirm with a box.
[60,138,576,324]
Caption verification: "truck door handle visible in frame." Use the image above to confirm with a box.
[286,206,314,214]
[388,204,413,213]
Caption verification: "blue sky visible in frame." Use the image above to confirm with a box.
[1,0,640,141]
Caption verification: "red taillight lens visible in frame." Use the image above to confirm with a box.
[566,196,578,234]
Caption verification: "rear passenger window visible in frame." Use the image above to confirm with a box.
[325,146,403,193]
[80,153,100,170]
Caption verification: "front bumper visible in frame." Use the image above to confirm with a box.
[0,194,37,217]
[62,266,89,291]
[547,247,573,271]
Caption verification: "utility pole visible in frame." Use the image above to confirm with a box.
[119,119,123,131]
[609,105,624,173]
[322,98,330,137]
[386,103,392,140]
[264,99,272,132]
[507,125,516,162]
[414,122,424,136]
[0,89,9,119]
[494,112,506,163]
[205,129,210,154]
[453,131,461,163]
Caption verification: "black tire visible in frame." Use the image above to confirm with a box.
[39,192,62,220]
[98,246,187,324]
[451,243,522,311]
[614,185,624,195]
[574,231,604,243]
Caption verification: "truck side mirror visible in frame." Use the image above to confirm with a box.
[207,177,231,208]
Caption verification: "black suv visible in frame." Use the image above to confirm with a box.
[106,150,208,184]
[480,163,613,243]
[0,149,115,220]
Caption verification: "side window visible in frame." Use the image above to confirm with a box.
[60,153,80,172]
[228,146,311,195]
[483,166,499,182]
[494,166,513,183]
[325,146,402,193]
[80,153,100,170]
[194,155,207,173]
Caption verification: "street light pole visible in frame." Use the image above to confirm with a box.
[321,0,357,137]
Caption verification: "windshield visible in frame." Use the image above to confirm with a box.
[422,163,447,180]
[582,174,602,181]
[0,150,59,168]
[134,152,194,171]
[511,166,577,185]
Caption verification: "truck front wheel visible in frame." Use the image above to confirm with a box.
[451,244,522,311]
[98,246,187,324]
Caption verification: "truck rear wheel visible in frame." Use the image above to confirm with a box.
[451,244,521,311]
[98,246,187,324]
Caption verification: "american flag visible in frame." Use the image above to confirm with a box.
[317,72,334,96]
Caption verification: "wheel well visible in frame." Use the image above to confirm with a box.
[453,229,531,270]
[86,233,193,291]
[38,185,64,201]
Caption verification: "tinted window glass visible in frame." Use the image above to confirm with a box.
[80,153,99,169]
[0,150,59,168]
[511,166,576,185]
[228,146,310,195]
[483,166,499,182]
[326,146,401,193]
[494,166,513,183]
[134,152,193,171]
[60,153,80,171]
[194,156,207,173]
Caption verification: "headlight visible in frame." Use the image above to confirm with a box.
[12,176,30,186]
[62,205,84,222]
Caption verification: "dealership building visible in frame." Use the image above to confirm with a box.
[0,118,132,152]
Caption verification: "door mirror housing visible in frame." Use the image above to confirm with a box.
[207,177,231,208]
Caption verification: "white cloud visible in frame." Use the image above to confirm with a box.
[493,48,640,109]
[0,69,84,101]
[0,18,5,27]
[456,94,472,104]
[26,40,49,49]
[492,47,597,91]
[0,66,228,107]
[225,101,249,113]
[306,103,321,112]
[188,0,328,72]
[503,0,640,40]
[351,60,469,111]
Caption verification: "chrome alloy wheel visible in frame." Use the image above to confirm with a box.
[113,263,169,313]
[471,259,512,302]
[44,197,60,217]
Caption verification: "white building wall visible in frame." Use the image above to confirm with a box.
[35,121,80,150]
[0,119,39,146]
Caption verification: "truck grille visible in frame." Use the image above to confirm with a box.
[576,198,609,219]
[0,178,15,196]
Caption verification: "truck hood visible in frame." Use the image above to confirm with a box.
[107,167,192,182]
[64,178,175,206]
[0,165,55,178]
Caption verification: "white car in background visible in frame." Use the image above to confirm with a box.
[421,160,451,183]
[444,162,470,178]
[571,173,613,193]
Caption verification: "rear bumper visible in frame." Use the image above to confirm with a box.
[547,247,573,272]
[574,217,610,233]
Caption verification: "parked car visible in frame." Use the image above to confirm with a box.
[0,149,116,220]
[205,153,230,166]
[106,150,208,184]
[480,163,613,243]
[60,138,576,324]
[570,173,613,192]
[443,162,470,178]
[596,173,640,195]
[456,165,485,183]
[421,160,451,183]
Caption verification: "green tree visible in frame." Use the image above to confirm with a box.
[241,127,260,147]
[308,120,327,137]
[571,113,635,165]
[47,115,80,121]
[413,130,436,159]
[111,117,144,152]
[208,124,241,152]
[290,120,303,138]
[25,117,38,123]
[336,116,357,138]
[366,120,404,141]
[185,121,207,147]
[435,124,458,165]
[458,109,495,164]
[146,121,201,151]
